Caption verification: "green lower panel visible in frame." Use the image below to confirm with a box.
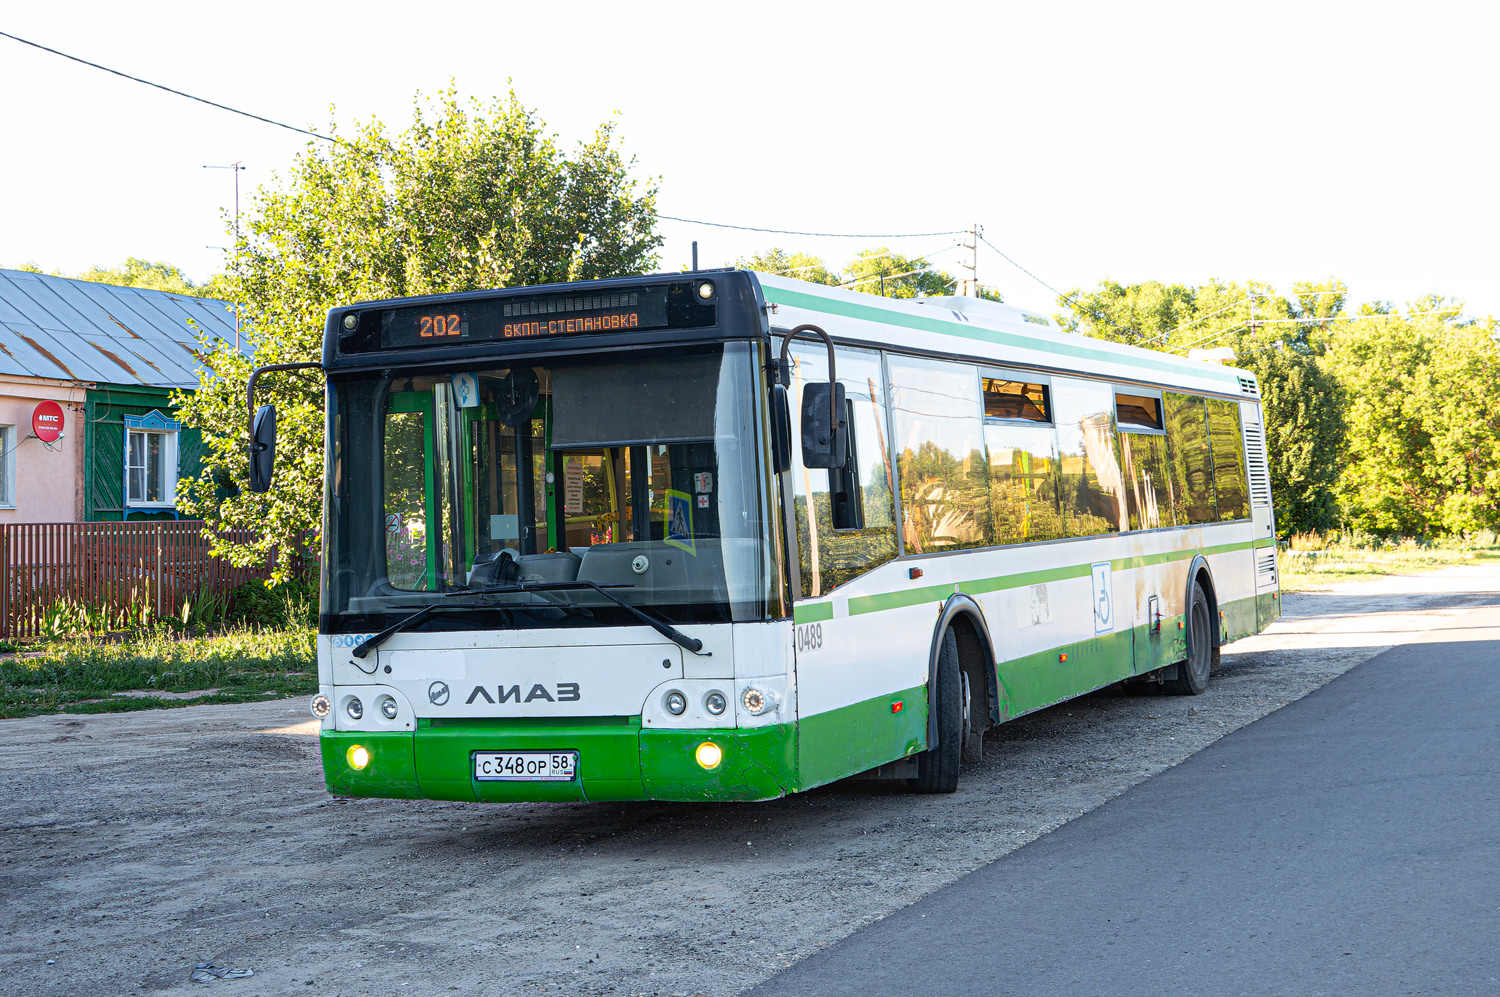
[1000,628,1136,718]
[1257,590,1281,631]
[414,719,645,803]
[640,725,798,802]
[321,731,421,799]
[796,685,928,791]
[1221,594,1258,642]
[1132,615,1187,677]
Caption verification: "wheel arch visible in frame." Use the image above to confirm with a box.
[926,595,999,749]
[1184,554,1224,659]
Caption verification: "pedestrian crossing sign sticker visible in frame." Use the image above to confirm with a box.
[665,489,694,554]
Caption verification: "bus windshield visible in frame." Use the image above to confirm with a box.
[322,342,774,630]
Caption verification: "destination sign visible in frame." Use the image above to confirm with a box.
[379,287,671,349]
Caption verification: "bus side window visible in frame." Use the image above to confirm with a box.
[1164,393,1216,524]
[788,345,897,597]
[1050,376,1126,537]
[887,355,994,554]
[1206,398,1250,521]
[982,374,1064,544]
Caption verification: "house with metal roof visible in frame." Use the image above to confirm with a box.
[0,268,240,523]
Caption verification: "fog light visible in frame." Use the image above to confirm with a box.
[346,744,370,770]
[665,690,687,716]
[741,688,767,715]
[346,697,363,721]
[342,313,359,331]
[705,691,727,716]
[310,694,331,719]
[695,741,723,770]
[379,696,399,720]
[697,281,715,300]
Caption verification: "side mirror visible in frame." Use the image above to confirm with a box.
[770,383,793,473]
[249,403,277,493]
[800,382,847,469]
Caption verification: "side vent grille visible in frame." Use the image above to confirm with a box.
[1243,421,1272,507]
[1237,375,1258,395]
[1257,549,1278,584]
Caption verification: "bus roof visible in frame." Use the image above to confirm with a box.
[753,272,1258,399]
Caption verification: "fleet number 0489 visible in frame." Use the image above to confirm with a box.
[796,622,823,652]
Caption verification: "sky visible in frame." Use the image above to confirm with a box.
[1,0,1496,319]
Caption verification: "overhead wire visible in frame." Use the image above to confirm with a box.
[0,29,337,144]
[976,233,1137,338]
[659,215,964,239]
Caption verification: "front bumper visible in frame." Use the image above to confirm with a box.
[320,719,798,803]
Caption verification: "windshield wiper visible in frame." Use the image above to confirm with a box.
[460,581,708,655]
[351,603,493,660]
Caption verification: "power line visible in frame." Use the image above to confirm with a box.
[0,29,335,144]
[976,233,1136,338]
[659,215,964,239]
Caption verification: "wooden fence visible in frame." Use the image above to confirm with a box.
[0,521,281,640]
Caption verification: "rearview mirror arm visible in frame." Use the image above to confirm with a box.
[777,323,838,436]
[246,362,324,450]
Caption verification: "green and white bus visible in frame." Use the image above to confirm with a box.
[248,269,1279,802]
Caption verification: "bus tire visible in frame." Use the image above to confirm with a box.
[1167,582,1213,696]
[911,628,962,794]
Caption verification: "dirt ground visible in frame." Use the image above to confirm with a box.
[4,563,1497,997]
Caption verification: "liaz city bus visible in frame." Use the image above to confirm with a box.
[245,270,1279,802]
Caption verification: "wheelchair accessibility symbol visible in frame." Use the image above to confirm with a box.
[1091,561,1113,635]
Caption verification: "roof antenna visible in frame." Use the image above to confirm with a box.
[691,241,699,271]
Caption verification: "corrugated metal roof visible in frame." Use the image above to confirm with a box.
[0,269,242,388]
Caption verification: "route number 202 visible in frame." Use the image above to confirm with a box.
[795,623,823,653]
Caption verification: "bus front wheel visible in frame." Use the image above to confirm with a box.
[1167,582,1213,696]
[910,628,962,794]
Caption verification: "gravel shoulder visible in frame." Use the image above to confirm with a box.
[3,563,1497,997]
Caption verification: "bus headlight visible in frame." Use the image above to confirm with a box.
[697,281,716,300]
[695,741,723,769]
[310,695,331,719]
[665,690,687,716]
[741,688,768,715]
[346,744,370,770]
[346,697,363,721]
[379,696,399,720]
[704,691,727,716]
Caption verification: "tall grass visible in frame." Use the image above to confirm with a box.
[1280,531,1500,592]
[0,624,316,718]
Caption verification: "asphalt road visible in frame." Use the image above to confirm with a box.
[750,600,1500,997]
[4,566,1497,997]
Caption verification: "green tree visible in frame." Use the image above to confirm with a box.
[75,258,217,297]
[1059,277,1349,536]
[176,88,661,577]
[1234,343,1343,535]
[843,247,956,298]
[1326,306,1500,535]
[737,248,840,285]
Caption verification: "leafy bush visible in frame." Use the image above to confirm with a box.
[225,579,318,629]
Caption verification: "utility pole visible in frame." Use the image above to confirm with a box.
[958,223,981,297]
[203,162,246,350]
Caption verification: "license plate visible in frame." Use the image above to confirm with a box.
[473,751,578,782]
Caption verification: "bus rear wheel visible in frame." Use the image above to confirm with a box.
[910,628,961,793]
[1167,582,1213,696]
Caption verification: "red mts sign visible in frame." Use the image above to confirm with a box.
[32,400,64,443]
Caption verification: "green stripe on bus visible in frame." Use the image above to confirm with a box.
[762,284,1243,387]
[793,602,835,624]
[797,538,1265,620]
